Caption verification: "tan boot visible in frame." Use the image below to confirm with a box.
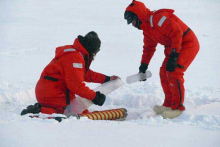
[162,109,183,119]
[153,105,171,114]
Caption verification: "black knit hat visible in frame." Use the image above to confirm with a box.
[78,31,101,55]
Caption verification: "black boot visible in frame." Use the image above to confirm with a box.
[21,103,41,115]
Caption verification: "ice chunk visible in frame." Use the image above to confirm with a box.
[64,78,124,115]
[126,70,152,84]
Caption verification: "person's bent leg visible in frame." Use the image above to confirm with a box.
[167,70,185,110]
[160,65,173,107]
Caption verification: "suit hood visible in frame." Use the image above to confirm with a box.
[125,1,151,23]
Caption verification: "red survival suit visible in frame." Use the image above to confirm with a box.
[35,38,107,114]
[126,1,200,110]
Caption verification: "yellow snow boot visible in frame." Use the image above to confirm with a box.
[162,109,183,119]
[153,105,171,114]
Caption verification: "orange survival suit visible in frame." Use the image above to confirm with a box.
[35,38,108,114]
[125,1,200,110]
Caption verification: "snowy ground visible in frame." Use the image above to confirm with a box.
[0,0,220,147]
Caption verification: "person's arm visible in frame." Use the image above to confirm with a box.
[141,33,158,65]
[154,14,184,71]
[139,33,157,73]
[84,69,110,84]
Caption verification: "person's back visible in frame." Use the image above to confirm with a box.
[36,44,86,111]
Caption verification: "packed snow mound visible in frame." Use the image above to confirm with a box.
[1,81,220,125]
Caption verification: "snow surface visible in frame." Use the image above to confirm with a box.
[0,0,220,147]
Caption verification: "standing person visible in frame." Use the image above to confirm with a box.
[124,1,199,119]
[25,31,119,115]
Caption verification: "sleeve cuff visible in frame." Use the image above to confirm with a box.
[104,76,111,83]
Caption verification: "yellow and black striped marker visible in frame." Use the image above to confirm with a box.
[80,108,127,121]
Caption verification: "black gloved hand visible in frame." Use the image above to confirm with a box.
[139,63,148,73]
[166,49,180,72]
[92,91,106,106]
[139,63,148,82]
[104,76,111,83]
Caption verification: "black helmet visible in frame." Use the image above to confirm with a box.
[78,31,101,55]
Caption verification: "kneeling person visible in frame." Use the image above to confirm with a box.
[35,31,118,115]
